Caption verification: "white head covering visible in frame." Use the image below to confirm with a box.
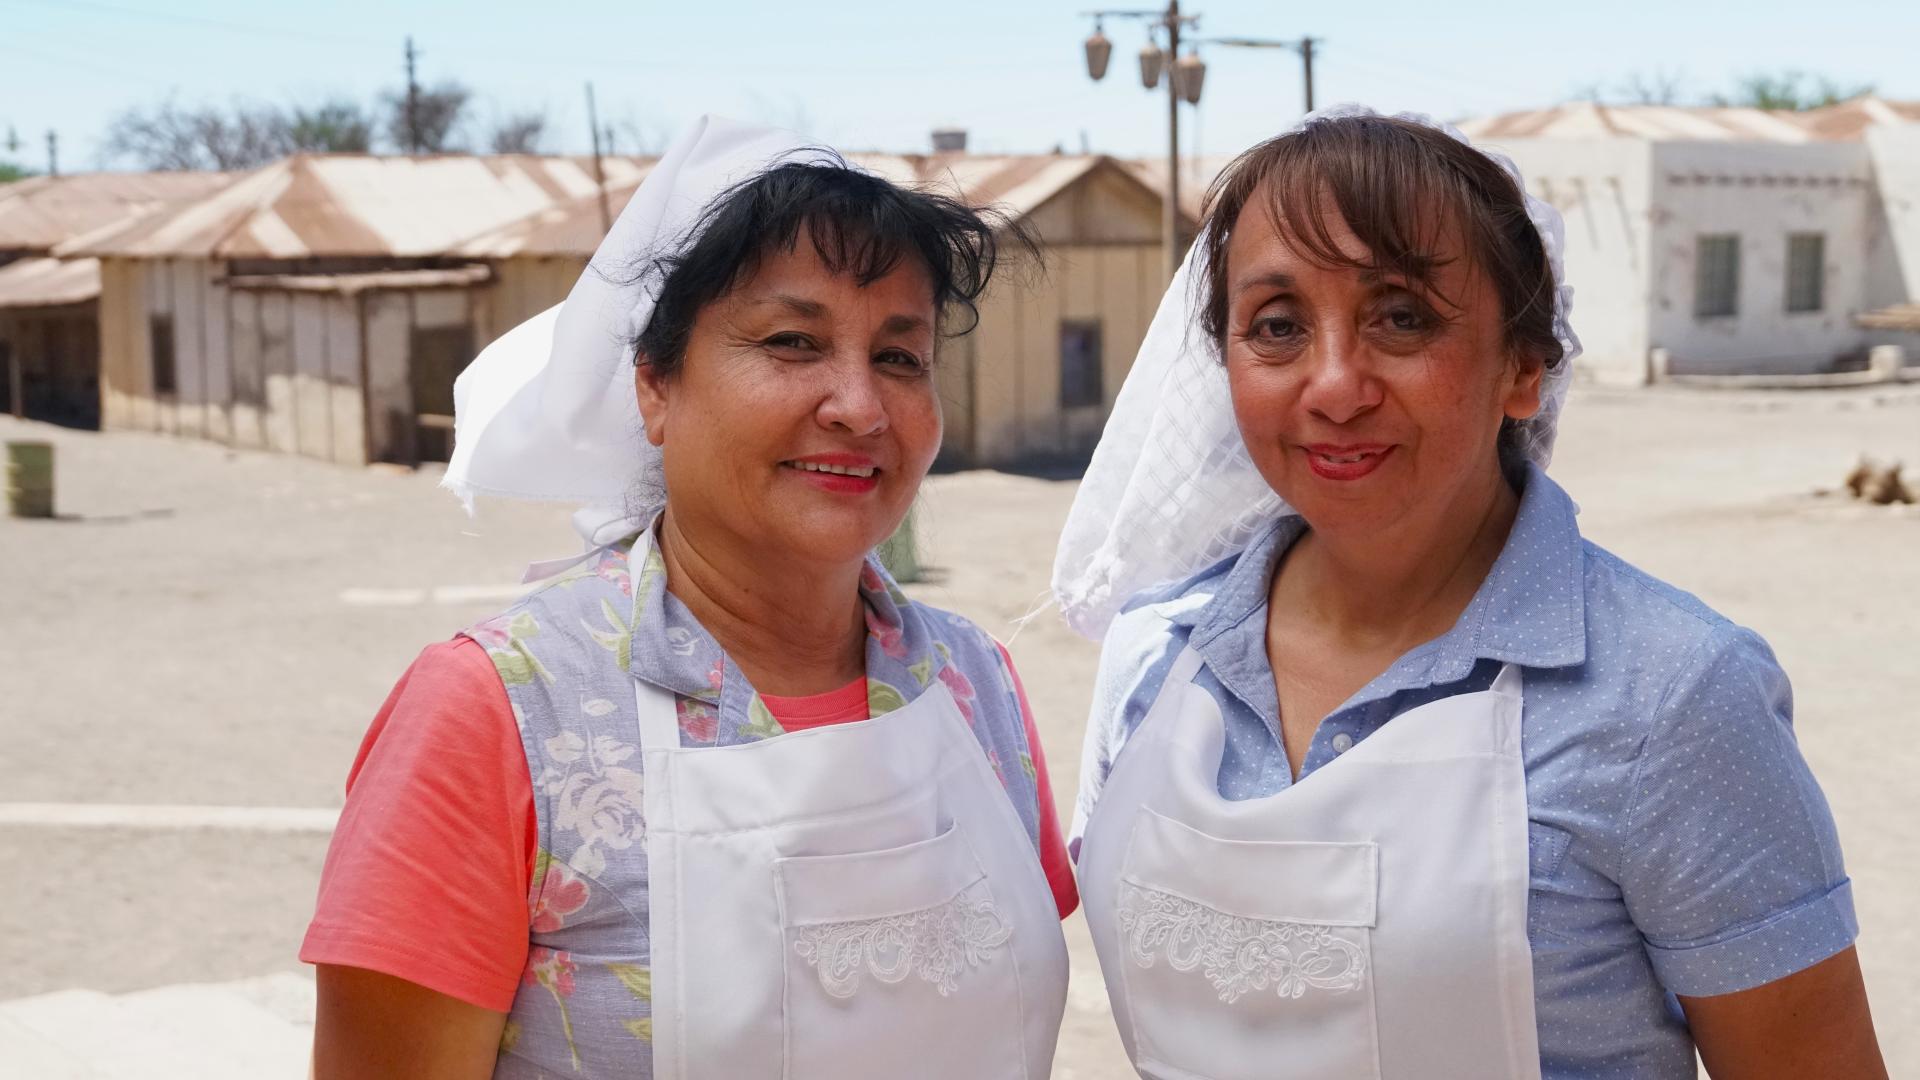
[1050,104,1583,640]
[442,116,833,548]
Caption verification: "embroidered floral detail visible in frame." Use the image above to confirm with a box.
[1116,882,1368,1004]
[791,881,1012,998]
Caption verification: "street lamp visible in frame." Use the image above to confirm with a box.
[1138,41,1163,89]
[1081,4,1199,283]
[1173,50,1207,105]
[1084,23,1112,81]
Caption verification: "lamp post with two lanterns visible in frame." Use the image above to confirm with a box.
[1083,8,1320,282]
[1081,4,1200,283]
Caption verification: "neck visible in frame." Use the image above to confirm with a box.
[656,508,867,696]
[1277,465,1521,654]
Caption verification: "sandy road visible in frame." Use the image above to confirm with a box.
[2,382,1916,1075]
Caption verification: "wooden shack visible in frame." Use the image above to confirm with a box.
[0,171,225,426]
[63,153,649,464]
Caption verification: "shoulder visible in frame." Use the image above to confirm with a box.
[1577,537,1784,705]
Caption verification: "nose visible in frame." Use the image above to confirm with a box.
[1298,329,1383,426]
[816,352,888,437]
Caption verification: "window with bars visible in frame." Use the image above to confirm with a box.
[1697,233,1743,317]
[1694,235,1740,318]
[1785,233,1825,313]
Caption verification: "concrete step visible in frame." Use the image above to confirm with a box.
[0,973,313,1079]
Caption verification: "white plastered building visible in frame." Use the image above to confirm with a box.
[1459,98,1920,384]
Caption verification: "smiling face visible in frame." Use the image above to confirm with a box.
[634,232,941,569]
[1221,190,1543,541]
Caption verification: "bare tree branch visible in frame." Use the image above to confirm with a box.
[488,111,547,154]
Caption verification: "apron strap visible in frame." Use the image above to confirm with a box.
[1491,662,1525,699]
[635,677,682,750]
[1168,646,1205,687]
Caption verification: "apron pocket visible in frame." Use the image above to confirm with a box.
[775,823,1028,1080]
[1117,809,1381,1080]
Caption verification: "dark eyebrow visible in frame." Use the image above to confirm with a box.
[761,294,828,318]
[1232,270,1296,296]
[879,313,930,336]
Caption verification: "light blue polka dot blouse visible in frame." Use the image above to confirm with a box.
[1071,463,1857,1078]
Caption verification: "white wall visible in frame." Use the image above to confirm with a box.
[1865,125,1920,312]
[1489,138,1656,386]
[1647,142,1876,375]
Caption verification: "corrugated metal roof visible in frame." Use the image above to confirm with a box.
[0,255,101,309]
[1123,155,1238,222]
[0,172,227,253]
[1458,97,1920,144]
[459,153,1168,260]
[225,265,493,295]
[62,153,654,259]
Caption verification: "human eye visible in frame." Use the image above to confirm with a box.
[1242,304,1308,360]
[1252,315,1303,341]
[874,348,929,374]
[762,332,819,358]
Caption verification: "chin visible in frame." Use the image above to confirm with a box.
[776,506,901,566]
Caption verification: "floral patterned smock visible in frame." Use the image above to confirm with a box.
[463,523,1049,1078]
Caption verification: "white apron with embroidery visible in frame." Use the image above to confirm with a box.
[1078,648,1540,1080]
[635,676,1068,1080]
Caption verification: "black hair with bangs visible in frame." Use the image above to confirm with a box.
[627,155,1032,376]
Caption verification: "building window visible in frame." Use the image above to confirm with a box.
[1694,235,1740,318]
[1785,233,1825,313]
[149,314,177,395]
[1060,320,1103,410]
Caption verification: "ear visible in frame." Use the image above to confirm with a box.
[634,354,669,447]
[1502,350,1547,424]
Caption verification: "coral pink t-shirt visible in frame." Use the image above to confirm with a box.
[301,637,1077,1012]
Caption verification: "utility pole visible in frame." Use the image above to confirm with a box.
[585,83,611,235]
[404,36,421,154]
[45,130,57,176]
[1162,1,1181,284]
[1300,36,1317,112]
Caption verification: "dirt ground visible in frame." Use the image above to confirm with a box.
[2,381,1917,1076]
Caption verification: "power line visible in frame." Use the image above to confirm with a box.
[13,0,372,45]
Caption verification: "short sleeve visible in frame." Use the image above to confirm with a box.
[300,638,538,1012]
[1619,625,1857,997]
[995,642,1079,919]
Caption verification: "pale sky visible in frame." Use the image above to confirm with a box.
[4,0,1916,172]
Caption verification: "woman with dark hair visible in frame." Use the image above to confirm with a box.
[1056,107,1884,1078]
[304,118,1073,1078]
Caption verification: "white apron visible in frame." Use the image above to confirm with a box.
[1078,648,1540,1080]
[635,676,1069,1080]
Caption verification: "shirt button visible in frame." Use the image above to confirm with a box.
[1331,732,1354,754]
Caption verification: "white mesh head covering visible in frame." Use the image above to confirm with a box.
[1051,104,1582,640]
[441,116,832,547]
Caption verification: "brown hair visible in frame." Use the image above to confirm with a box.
[1199,114,1563,374]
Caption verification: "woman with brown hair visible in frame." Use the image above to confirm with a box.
[1056,107,1884,1078]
